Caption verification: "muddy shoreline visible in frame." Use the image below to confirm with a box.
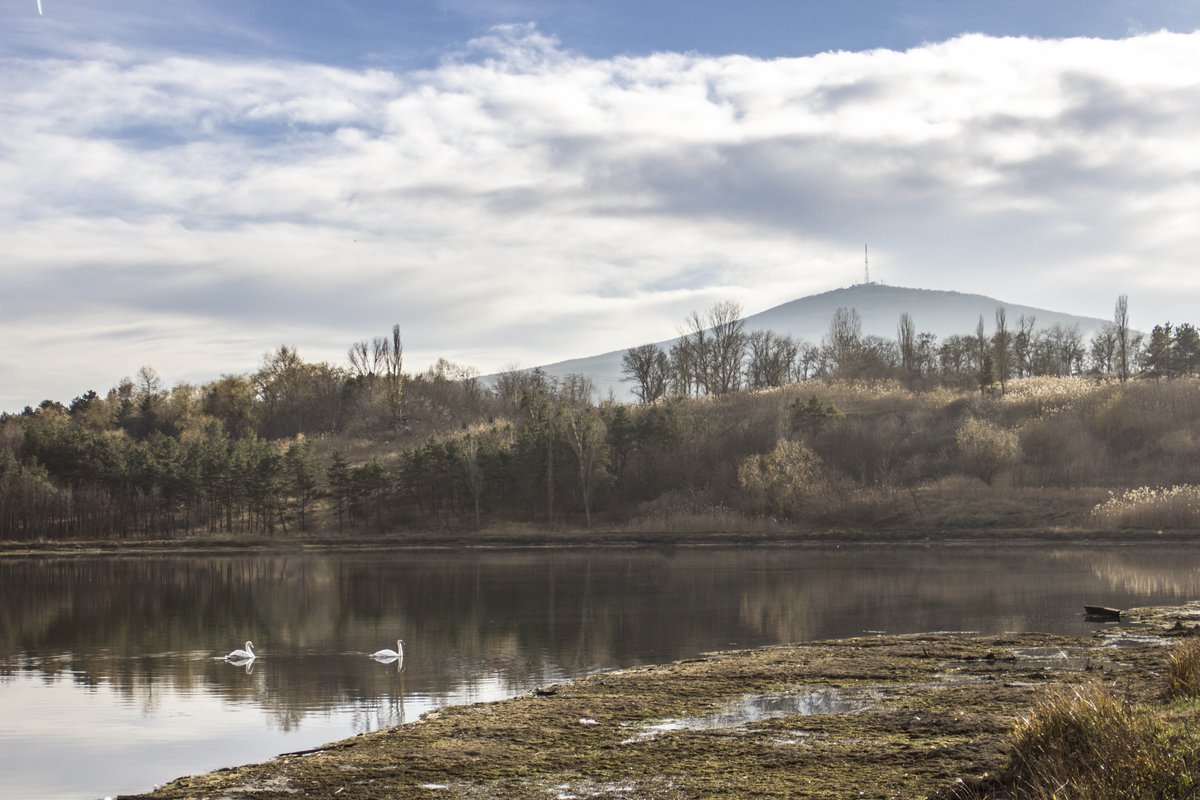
[121,604,1200,800]
[5,526,1200,558]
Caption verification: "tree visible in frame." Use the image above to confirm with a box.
[456,428,485,530]
[978,352,996,397]
[915,331,939,377]
[1088,324,1118,376]
[993,307,1011,395]
[1174,323,1200,376]
[938,334,977,377]
[562,405,610,527]
[897,313,917,373]
[621,344,670,404]
[1014,314,1037,378]
[1114,295,1132,383]
[352,458,390,532]
[704,301,748,395]
[347,326,405,430]
[825,307,862,374]
[678,302,747,395]
[382,325,404,428]
[1143,323,1175,380]
[203,374,258,439]
[974,316,988,371]
[745,331,798,389]
[254,346,346,439]
[451,422,512,530]
[285,437,320,532]
[327,452,352,533]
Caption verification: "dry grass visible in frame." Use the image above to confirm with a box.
[1003,375,1112,406]
[999,683,1195,799]
[1168,639,1200,701]
[1091,484,1200,529]
[620,490,785,534]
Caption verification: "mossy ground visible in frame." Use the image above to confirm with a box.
[124,620,1189,800]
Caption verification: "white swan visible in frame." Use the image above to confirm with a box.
[225,641,255,661]
[371,639,404,660]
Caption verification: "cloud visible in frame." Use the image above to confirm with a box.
[3,26,1200,408]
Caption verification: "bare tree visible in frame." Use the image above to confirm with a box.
[1114,294,1131,382]
[825,307,862,373]
[1014,314,1037,378]
[1088,324,1118,375]
[562,405,609,528]
[897,313,917,373]
[705,301,748,395]
[745,330,798,389]
[383,324,404,426]
[993,307,1010,395]
[621,344,670,404]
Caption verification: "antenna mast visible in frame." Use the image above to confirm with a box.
[864,244,870,285]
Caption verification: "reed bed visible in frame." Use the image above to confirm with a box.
[1091,484,1200,529]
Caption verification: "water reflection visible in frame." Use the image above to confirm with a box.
[639,689,875,738]
[0,544,1198,799]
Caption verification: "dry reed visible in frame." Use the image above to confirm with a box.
[1091,484,1200,529]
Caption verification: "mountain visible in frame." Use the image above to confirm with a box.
[528,283,1112,399]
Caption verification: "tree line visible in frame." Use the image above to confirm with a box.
[621,296,1141,403]
[4,295,1200,540]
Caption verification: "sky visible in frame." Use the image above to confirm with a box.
[3,1,1200,410]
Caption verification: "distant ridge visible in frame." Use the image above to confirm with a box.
[528,284,1112,399]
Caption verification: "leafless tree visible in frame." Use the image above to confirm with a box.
[621,343,670,404]
[1114,294,1132,382]
[993,307,1010,395]
[825,307,862,373]
[745,330,798,389]
[897,313,917,373]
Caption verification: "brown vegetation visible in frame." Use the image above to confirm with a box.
[8,300,1200,541]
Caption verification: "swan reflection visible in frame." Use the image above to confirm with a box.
[226,658,255,674]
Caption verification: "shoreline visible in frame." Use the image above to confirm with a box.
[122,603,1200,800]
[5,526,1200,558]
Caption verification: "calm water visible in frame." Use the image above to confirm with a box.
[2,543,1199,799]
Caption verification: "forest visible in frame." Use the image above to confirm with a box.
[3,296,1200,540]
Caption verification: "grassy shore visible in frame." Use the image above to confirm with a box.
[121,604,1200,800]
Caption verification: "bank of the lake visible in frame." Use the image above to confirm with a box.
[6,525,1200,559]
[125,604,1200,800]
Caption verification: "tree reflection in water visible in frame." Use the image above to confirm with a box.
[1,545,1200,798]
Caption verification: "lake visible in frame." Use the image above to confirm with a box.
[2,543,1199,799]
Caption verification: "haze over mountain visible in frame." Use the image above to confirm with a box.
[529,284,1114,399]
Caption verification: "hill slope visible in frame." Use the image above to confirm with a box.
[532,284,1112,399]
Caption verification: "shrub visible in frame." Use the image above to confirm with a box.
[737,439,830,518]
[956,418,1020,485]
[1091,484,1200,529]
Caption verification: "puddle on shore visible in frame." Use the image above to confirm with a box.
[1010,646,1095,671]
[633,688,873,738]
[1100,636,1178,650]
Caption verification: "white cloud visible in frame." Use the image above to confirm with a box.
[3,27,1200,408]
